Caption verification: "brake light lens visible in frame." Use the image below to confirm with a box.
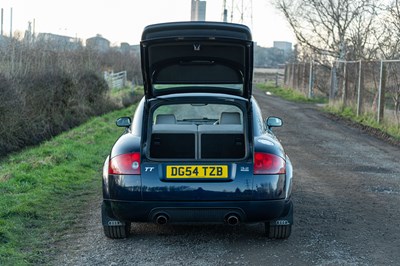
[109,152,141,175]
[254,152,286,174]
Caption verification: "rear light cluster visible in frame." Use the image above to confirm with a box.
[108,152,284,175]
[254,152,286,174]
[109,152,141,175]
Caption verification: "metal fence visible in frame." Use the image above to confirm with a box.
[253,68,285,87]
[104,70,127,89]
[284,60,400,126]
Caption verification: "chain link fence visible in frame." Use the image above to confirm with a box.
[284,60,400,127]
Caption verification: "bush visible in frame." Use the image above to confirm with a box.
[0,38,142,157]
[23,70,76,136]
[0,70,118,157]
[77,72,116,115]
[0,74,25,154]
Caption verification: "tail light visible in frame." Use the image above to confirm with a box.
[254,152,286,174]
[109,152,141,175]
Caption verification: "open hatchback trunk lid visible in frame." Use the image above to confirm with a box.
[140,21,254,100]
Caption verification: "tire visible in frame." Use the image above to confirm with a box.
[265,222,292,239]
[103,222,131,239]
[101,202,131,239]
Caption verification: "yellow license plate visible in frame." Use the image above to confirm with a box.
[166,165,228,178]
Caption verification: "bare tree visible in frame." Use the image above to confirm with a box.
[377,0,400,126]
[377,0,400,58]
[274,0,381,60]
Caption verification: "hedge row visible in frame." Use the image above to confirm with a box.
[0,70,117,156]
[0,39,142,157]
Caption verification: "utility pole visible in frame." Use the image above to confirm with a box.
[225,0,253,29]
[1,8,3,36]
[33,18,36,42]
[230,0,234,22]
[10,7,12,38]
[240,0,244,23]
[222,0,227,22]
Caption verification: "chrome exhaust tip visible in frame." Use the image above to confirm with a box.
[155,214,169,225]
[226,214,240,226]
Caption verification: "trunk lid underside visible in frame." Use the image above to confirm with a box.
[140,21,254,100]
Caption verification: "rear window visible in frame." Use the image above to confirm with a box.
[153,103,242,125]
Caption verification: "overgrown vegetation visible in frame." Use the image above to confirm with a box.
[111,86,144,108]
[325,103,400,141]
[258,83,400,141]
[257,83,327,104]
[0,38,141,157]
[0,105,136,265]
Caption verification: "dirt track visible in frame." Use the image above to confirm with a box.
[53,89,400,265]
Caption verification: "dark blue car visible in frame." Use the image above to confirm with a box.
[101,21,293,239]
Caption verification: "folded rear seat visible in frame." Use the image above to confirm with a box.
[150,124,197,159]
[198,124,245,159]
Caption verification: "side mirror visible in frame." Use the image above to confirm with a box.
[116,117,131,128]
[266,116,283,130]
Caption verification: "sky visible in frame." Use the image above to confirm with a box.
[0,0,295,48]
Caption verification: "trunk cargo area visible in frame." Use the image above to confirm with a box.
[149,124,245,159]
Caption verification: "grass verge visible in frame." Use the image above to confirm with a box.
[324,104,400,142]
[109,86,144,107]
[256,83,327,104]
[257,83,400,142]
[0,103,138,265]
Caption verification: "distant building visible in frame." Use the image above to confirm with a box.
[117,43,140,56]
[273,41,292,57]
[120,42,130,53]
[86,34,110,52]
[36,33,80,50]
[191,0,206,21]
[129,44,140,56]
[254,44,286,68]
[0,35,10,47]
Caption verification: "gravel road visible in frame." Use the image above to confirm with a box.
[52,89,400,266]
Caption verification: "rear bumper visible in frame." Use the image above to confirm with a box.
[103,199,292,224]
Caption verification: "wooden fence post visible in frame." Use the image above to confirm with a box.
[330,63,338,103]
[377,60,386,123]
[356,60,364,116]
[341,62,348,107]
[299,63,303,93]
[308,59,314,98]
[284,64,289,86]
[291,63,295,89]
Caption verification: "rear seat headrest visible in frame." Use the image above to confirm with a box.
[155,114,176,124]
[220,112,241,124]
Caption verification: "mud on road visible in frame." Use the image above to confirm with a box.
[53,89,400,266]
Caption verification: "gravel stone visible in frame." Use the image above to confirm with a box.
[51,89,400,266]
